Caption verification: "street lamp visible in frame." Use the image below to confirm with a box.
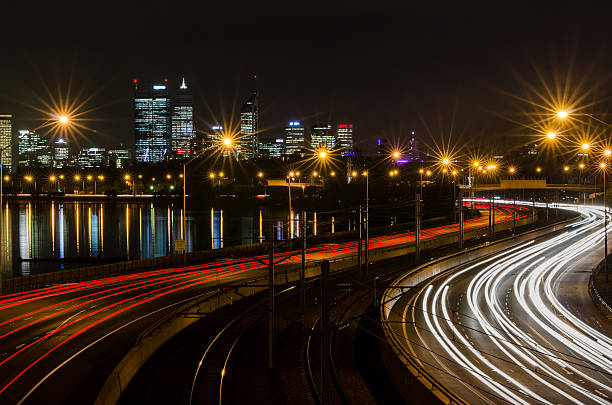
[601,161,608,281]
[557,110,568,119]
[546,132,556,140]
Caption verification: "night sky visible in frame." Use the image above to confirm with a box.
[2,2,612,154]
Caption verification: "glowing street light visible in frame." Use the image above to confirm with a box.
[223,137,233,148]
[442,157,450,165]
[257,172,264,178]
[605,149,612,157]
[166,174,172,180]
[564,166,570,172]
[330,171,336,177]
[582,143,590,151]
[209,173,215,179]
[318,150,327,159]
[601,162,607,169]
[74,175,81,181]
[557,110,568,119]
[509,167,516,174]
[546,132,556,140]
[124,174,130,181]
[392,150,401,160]
[87,175,93,181]
[312,171,318,177]
[58,115,69,124]
[49,175,56,182]
[536,167,542,173]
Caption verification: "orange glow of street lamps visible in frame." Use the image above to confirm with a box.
[58,115,69,124]
[509,167,516,174]
[223,137,232,148]
[605,149,612,157]
[557,110,568,119]
[546,132,556,140]
[536,167,542,173]
[601,162,607,169]
[582,143,590,151]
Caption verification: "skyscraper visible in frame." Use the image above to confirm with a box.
[240,91,258,158]
[336,124,354,155]
[404,131,422,163]
[285,121,305,157]
[53,138,70,168]
[18,130,51,167]
[171,78,195,158]
[310,124,335,151]
[0,115,12,171]
[134,79,172,163]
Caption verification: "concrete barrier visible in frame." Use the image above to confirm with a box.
[94,214,540,405]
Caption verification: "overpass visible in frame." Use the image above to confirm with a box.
[461,179,599,192]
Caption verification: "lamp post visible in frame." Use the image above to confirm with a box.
[602,161,609,281]
[364,170,369,276]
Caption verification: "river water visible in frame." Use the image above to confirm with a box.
[0,200,356,277]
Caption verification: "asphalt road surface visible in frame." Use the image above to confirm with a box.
[386,204,612,404]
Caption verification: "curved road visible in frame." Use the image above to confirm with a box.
[386,203,612,404]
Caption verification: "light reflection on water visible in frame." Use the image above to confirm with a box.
[0,201,277,277]
[0,200,354,278]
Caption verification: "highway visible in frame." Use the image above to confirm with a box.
[384,203,612,405]
[0,203,519,404]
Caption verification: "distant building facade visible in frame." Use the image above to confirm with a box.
[53,138,70,168]
[18,130,51,166]
[134,79,172,163]
[259,137,285,158]
[107,147,131,169]
[171,78,195,158]
[284,121,305,157]
[0,115,12,171]
[336,124,353,155]
[311,124,335,150]
[77,147,106,169]
[240,91,258,158]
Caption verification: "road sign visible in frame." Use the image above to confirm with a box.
[174,239,185,252]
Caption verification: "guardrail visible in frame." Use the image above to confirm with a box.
[589,260,612,319]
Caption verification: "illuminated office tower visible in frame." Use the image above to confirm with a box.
[336,124,354,155]
[171,78,195,158]
[134,79,172,163]
[53,138,70,168]
[18,130,51,167]
[0,115,12,171]
[259,137,285,158]
[77,147,106,169]
[240,91,258,158]
[310,124,335,150]
[107,147,131,169]
[285,121,305,157]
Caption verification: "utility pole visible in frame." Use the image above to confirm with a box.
[491,196,495,237]
[357,205,362,278]
[320,260,330,405]
[301,211,307,310]
[532,193,536,225]
[415,193,421,261]
[268,224,275,369]
[459,190,464,248]
[365,174,369,277]
[513,197,516,233]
